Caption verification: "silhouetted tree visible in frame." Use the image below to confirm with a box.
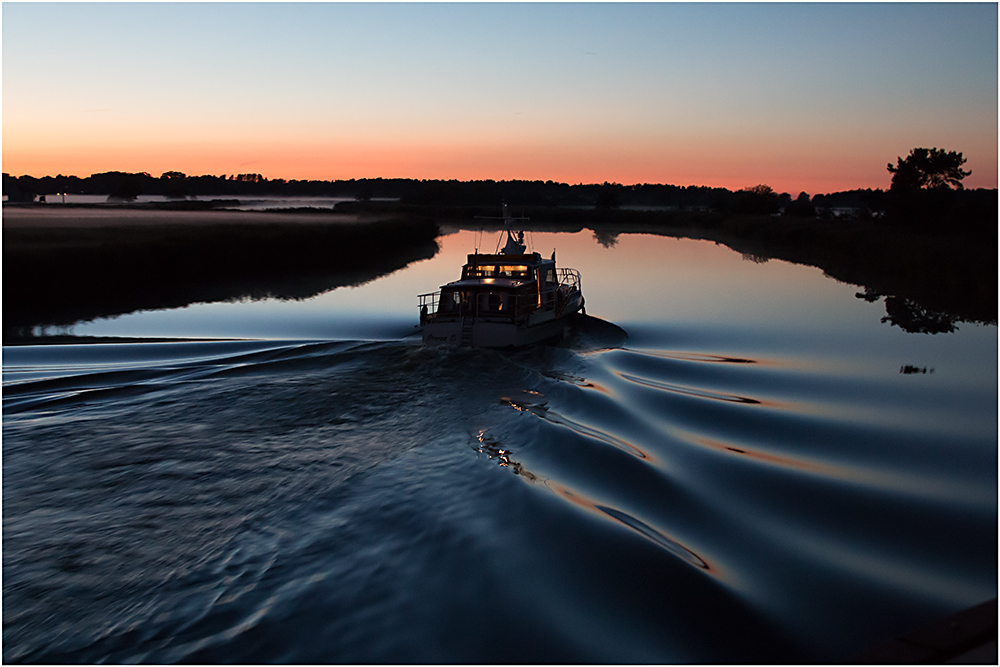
[594,182,622,210]
[160,171,189,199]
[355,182,373,201]
[592,229,620,247]
[109,176,143,201]
[886,148,970,231]
[733,184,779,215]
[3,173,36,202]
[881,295,958,334]
[784,191,816,218]
[888,148,970,191]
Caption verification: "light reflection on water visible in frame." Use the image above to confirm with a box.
[71,229,916,339]
[3,229,996,663]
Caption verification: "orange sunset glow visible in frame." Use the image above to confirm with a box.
[3,3,997,193]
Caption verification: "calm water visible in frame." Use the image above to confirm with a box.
[3,230,996,662]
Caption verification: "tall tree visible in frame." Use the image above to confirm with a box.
[733,184,779,215]
[887,147,970,192]
[886,148,971,231]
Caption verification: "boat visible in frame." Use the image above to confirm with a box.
[418,204,584,347]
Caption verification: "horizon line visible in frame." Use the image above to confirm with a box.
[3,171,913,196]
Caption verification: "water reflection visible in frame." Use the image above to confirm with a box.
[3,301,994,662]
[625,349,763,366]
[501,395,650,461]
[3,215,439,342]
[6,215,992,343]
[473,430,537,481]
[881,296,959,334]
[856,287,961,333]
[690,433,833,476]
[542,480,713,572]
[475,415,717,576]
[592,229,619,248]
[593,505,710,570]
[571,218,995,331]
[616,371,765,405]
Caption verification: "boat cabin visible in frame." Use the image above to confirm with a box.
[417,205,583,346]
[427,252,568,323]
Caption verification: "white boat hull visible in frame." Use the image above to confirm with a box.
[416,220,585,349]
[423,293,583,348]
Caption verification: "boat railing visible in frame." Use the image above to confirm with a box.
[418,291,440,312]
[419,267,581,323]
[418,292,440,325]
[557,267,581,291]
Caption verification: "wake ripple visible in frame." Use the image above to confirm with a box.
[3,335,996,663]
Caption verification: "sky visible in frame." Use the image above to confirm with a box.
[3,2,997,194]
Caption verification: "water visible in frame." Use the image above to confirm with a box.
[3,230,996,662]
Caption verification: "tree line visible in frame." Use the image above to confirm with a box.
[0,170,746,207]
[3,147,995,237]
[0,171,906,214]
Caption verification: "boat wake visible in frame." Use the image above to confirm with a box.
[3,326,995,663]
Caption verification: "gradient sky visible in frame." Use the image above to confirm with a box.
[3,2,997,193]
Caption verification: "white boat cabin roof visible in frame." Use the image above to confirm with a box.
[445,278,528,289]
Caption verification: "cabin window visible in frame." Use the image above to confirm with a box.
[546,269,556,284]
[469,265,530,279]
[474,292,506,313]
[500,265,529,278]
[438,291,462,313]
[466,266,494,278]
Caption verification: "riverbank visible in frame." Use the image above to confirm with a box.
[591,211,997,332]
[4,202,995,343]
[3,206,439,343]
[351,201,996,331]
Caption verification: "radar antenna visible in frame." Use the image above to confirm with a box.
[475,202,529,255]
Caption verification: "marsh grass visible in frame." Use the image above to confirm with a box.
[3,214,439,342]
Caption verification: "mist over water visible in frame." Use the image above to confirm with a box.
[20,194,360,210]
[3,231,996,662]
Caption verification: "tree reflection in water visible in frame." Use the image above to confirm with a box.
[856,288,959,334]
